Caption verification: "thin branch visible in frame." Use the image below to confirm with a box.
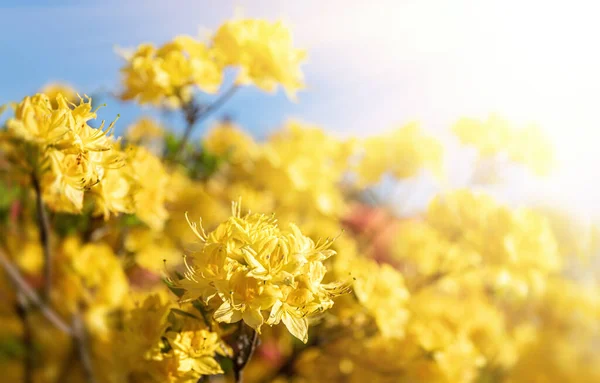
[233,324,259,383]
[31,174,52,301]
[73,312,96,383]
[0,250,72,335]
[16,293,34,383]
[176,85,239,155]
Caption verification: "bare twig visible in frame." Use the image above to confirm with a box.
[73,312,96,383]
[31,174,52,301]
[16,292,34,383]
[0,250,72,335]
[233,324,259,383]
[176,85,239,156]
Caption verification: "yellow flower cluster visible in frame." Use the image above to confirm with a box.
[213,19,306,98]
[39,82,78,107]
[125,117,165,145]
[89,143,172,229]
[355,122,443,186]
[121,19,305,106]
[174,202,348,343]
[6,93,125,214]
[256,121,354,217]
[120,37,222,107]
[293,185,591,383]
[453,115,554,175]
[391,190,561,297]
[53,237,128,316]
[507,278,600,382]
[333,255,411,339]
[424,189,561,296]
[95,293,228,382]
[203,120,259,170]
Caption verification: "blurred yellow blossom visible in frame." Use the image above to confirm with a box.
[129,146,171,231]
[120,37,223,107]
[39,82,78,106]
[125,117,165,144]
[203,120,259,166]
[355,122,443,186]
[213,19,306,98]
[453,115,554,175]
[350,257,410,338]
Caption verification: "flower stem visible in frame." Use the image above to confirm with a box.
[31,174,52,302]
[73,312,96,383]
[176,85,239,157]
[233,324,259,383]
[16,293,34,383]
[0,250,72,335]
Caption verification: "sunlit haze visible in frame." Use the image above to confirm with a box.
[0,0,598,217]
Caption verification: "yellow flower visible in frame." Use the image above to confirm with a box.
[174,201,348,342]
[253,121,353,218]
[355,122,443,186]
[39,82,78,107]
[129,146,171,230]
[203,120,259,166]
[125,227,181,272]
[6,93,122,213]
[213,19,306,98]
[163,330,226,377]
[412,189,562,298]
[88,149,136,219]
[453,115,554,176]
[351,258,410,338]
[125,117,165,144]
[8,93,72,148]
[120,36,223,107]
[52,237,128,318]
[121,294,172,363]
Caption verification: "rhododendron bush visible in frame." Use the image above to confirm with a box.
[1,17,599,383]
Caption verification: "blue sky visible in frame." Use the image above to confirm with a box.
[0,0,309,138]
[1,0,599,218]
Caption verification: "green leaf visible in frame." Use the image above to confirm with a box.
[170,308,201,320]
[163,278,185,298]
[121,214,142,227]
[0,336,26,361]
[191,299,213,329]
[53,212,91,237]
[217,354,234,373]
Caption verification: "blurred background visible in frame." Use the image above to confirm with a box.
[1,0,598,218]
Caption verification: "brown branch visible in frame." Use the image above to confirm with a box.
[0,250,72,335]
[1,247,96,383]
[31,174,52,301]
[73,312,96,383]
[233,324,259,383]
[16,292,34,383]
[176,85,239,156]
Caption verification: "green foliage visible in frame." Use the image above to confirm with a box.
[0,179,20,223]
